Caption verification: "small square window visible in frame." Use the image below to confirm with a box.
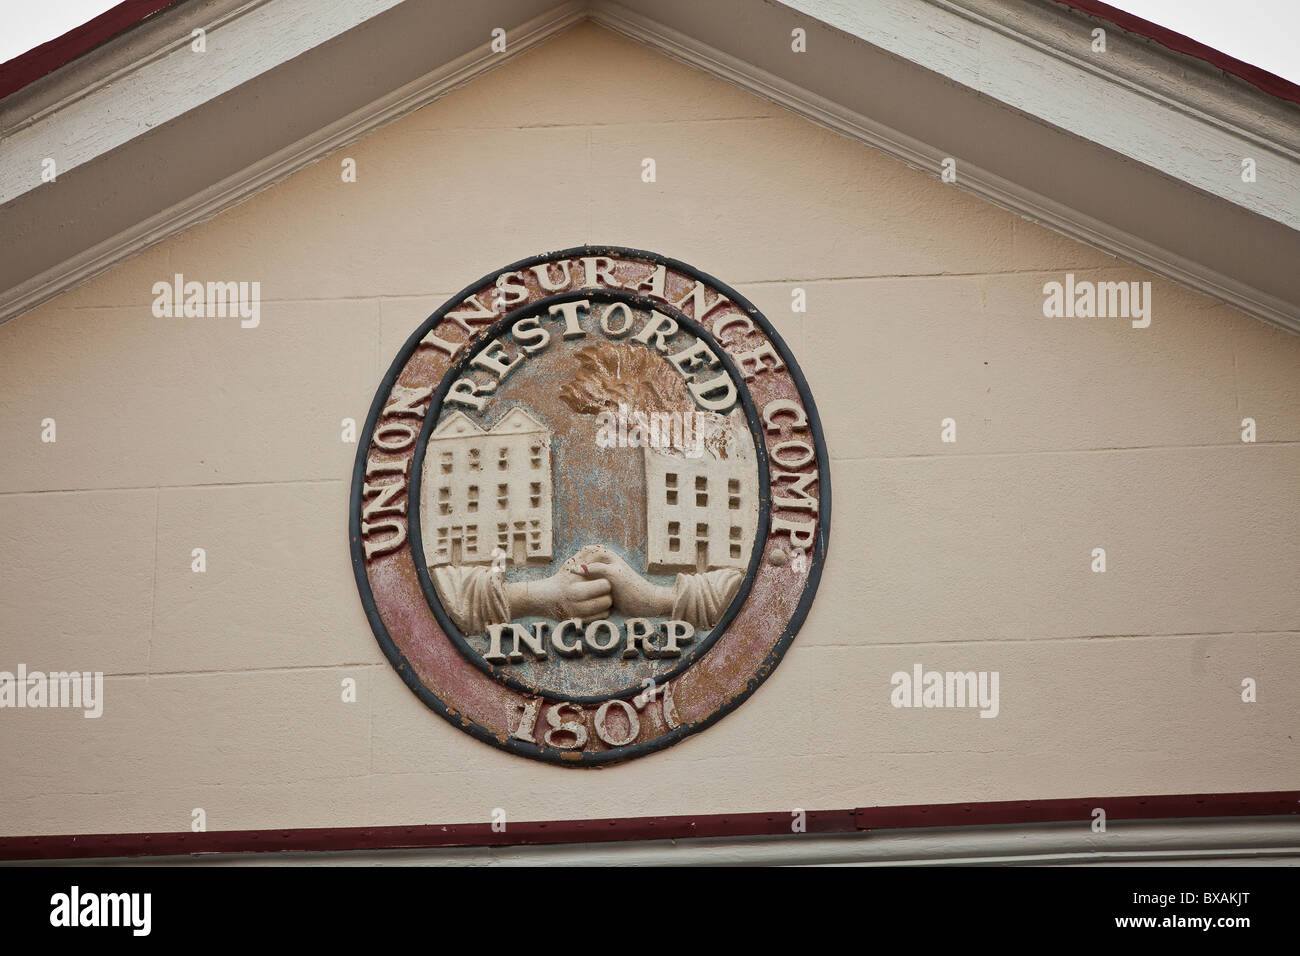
[696,493,708,507]
[668,537,680,552]
[696,522,708,538]
[728,479,739,494]
[695,476,707,491]
[667,489,678,505]
[666,473,678,488]
[730,526,742,540]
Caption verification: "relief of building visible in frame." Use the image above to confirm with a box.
[644,409,756,573]
[423,407,553,566]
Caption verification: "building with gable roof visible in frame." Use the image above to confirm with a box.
[422,406,552,566]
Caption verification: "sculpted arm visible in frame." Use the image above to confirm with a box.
[582,546,742,629]
[431,562,612,633]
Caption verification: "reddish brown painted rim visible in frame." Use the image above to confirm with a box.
[0,0,183,101]
[1,791,1296,861]
[1051,0,1300,105]
[351,247,829,766]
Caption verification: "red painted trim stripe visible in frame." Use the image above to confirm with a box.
[0,791,1294,861]
[1050,0,1300,105]
[0,0,183,101]
[855,790,1300,829]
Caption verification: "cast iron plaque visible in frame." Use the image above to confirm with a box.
[351,247,829,765]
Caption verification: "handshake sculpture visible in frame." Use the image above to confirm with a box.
[502,544,675,623]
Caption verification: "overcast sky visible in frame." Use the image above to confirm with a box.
[0,0,1297,82]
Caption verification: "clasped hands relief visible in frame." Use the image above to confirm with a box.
[502,544,675,622]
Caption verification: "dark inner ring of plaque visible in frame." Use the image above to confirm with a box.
[408,288,773,705]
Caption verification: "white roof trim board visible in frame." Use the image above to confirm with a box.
[0,0,410,208]
[1,0,1297,332]
[783,0,1300,230]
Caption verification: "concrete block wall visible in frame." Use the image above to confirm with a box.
[1,23,1296,836]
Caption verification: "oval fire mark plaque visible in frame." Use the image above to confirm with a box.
[350,247,830,765]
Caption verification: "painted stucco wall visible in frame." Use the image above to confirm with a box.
[1,22,1297,836]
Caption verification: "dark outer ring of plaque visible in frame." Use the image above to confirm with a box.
[350,246,833,766]
[407,289,771,704]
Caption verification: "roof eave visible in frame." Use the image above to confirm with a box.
[1,0,1297,333]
